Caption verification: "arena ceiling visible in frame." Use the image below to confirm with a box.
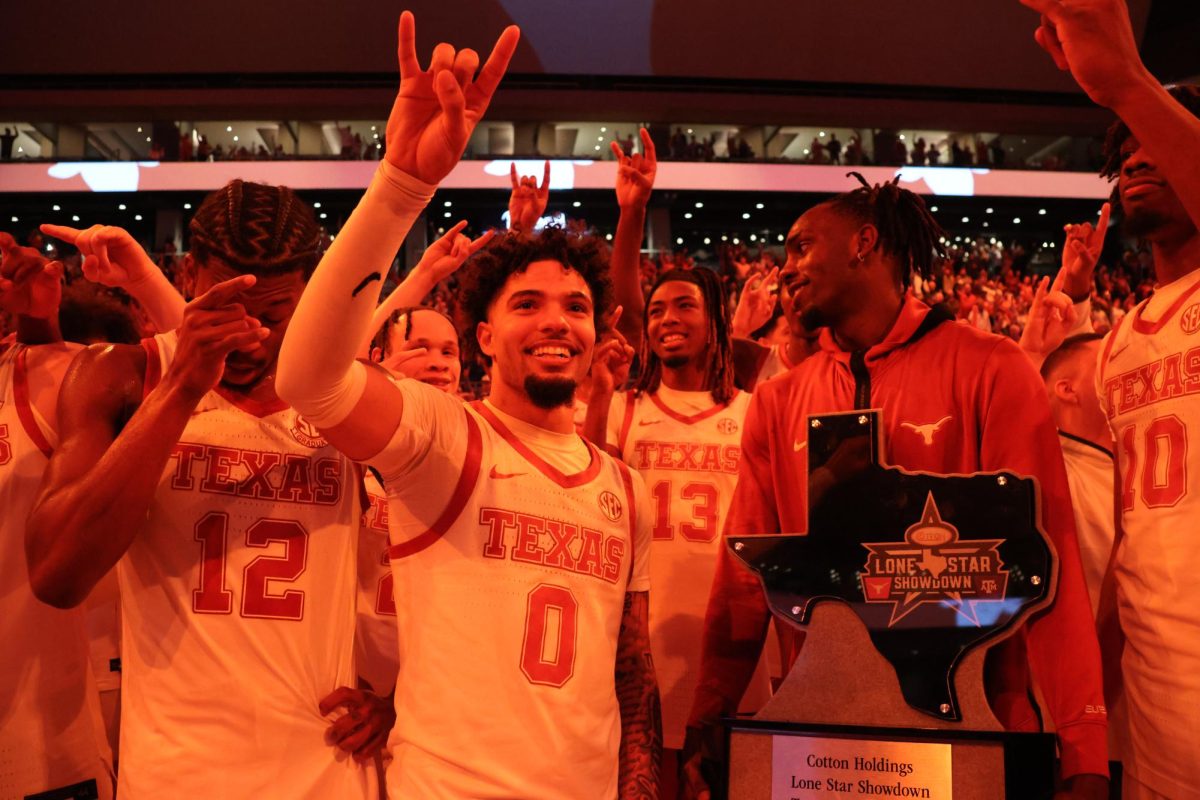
[0,0,1195,136]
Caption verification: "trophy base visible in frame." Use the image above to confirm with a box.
[725,719,1055,799]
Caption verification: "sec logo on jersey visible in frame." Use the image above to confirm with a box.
[598,490,623,522]
[717,417,739,436]
[1181,303,1200,335]
[289,413,328,448]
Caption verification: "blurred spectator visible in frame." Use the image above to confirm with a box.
[975,136,990,167]
[827,133,842,165]
[337,124,355,158]
[911,138,927,166]
[0,128,15,160]
[809,136,826,164]
[669,128,688,159]
[990,137,1006,168]
[951,140,968,166]
[846,133,864,165]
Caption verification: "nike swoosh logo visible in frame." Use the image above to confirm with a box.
[638,419,662,426]
[793,440,806,451]
[488,466,526,480]
[1106,340,1131,361]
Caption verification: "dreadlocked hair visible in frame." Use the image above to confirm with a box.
[1100,84,1200,182]
[188,180,323,278]
[634,266,737,405]
[824,172,947,285]
[373,305,459,358]
[456,225,613,367]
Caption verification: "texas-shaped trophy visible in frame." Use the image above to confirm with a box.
[719,410,1058,799]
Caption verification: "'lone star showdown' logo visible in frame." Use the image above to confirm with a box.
[860,492,1008,626]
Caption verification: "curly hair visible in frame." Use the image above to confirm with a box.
[456,226,614,366]
[634,267,736,405]
[1100,84,1200,187]
[188,179,323,277]
[822,172,947,285]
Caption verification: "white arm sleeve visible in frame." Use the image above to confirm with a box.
[357,268,436,358]
[1067,297,1095,337]
[277,162,435,427]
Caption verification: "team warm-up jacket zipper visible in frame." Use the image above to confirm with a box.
[850,350,870,410]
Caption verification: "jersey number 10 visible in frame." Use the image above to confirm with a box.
[192,512,309,620]
[1118,415,1188,511]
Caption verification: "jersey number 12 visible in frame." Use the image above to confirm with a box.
[192,512,309,620]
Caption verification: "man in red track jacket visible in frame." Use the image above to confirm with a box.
[683,178,1109,799]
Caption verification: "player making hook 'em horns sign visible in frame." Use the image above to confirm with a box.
[509,160,551,234]
[277,11,661,800]
[1019,1,1200,797]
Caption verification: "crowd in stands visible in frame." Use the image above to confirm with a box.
[1,121,1105,171]
[4,221,1150,374]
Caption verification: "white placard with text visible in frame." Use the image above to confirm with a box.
[771,735,952,799]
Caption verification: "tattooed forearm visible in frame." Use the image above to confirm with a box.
[615,591,661,799]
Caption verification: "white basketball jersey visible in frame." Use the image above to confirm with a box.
[607,387,774,749]
[1097,268,1200,796]
[356,470,398,695]
[381,389,649,800]
[117,332,371,798]
[0,343,114,800]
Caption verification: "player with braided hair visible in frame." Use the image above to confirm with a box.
[188,178,325,278]
[27,179,390,798]
[583,262,780,791]
[632,267,737,406]
[821,172,945,289]
[681,174,1110,798]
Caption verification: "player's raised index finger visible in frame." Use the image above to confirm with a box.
[540,159,551,190]
[397,11,422,81]
[442,219,469,242]
[38,223,82,243]
[639,128,657,165]
[469,228,497,253]
[471,25,520,102]
[1096,202,1112,239]
[609,141,625,161]
[193,274,257,309]
[509,162,518,187]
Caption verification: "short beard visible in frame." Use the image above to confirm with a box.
[1123,206,1171,240]
[524,375,577,409]
[661,354,689,369]
[799,304,829,331]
